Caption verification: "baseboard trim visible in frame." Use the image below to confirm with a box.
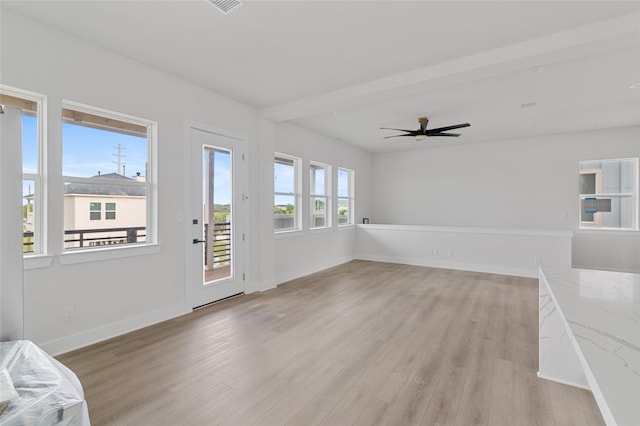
[355,253,538,278]
[537,371,592,391]
[38,303,189,356]
[275,256,355,285]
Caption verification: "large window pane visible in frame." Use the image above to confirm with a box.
[62,104,153,249]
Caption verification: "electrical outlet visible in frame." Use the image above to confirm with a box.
[433,249,439,255]
[63,306,75,322]
[447,249,453,257]
[534,257,541,265]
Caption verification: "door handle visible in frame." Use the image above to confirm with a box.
[193,239,205,244]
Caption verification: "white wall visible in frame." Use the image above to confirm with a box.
[0,9,374,354]
[3,8,636,355]
[371,127,640,272]
[572,230,640,273]
[274,123,372,283]
[1,9,268,354]
[0,106,25,340]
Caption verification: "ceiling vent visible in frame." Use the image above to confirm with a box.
[207,0,244,15]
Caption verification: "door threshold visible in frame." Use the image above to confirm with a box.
[193,292,244,311]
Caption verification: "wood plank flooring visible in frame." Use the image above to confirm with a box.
[57,260,604,426]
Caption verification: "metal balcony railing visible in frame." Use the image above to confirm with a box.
[63,226,146,248]
[204,222,231,268]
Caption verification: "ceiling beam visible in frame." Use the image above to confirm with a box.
[261,13,640,123]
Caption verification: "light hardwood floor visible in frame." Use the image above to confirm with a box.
[57,260,604,426]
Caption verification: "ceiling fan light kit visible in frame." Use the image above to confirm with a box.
[380,116,471,140]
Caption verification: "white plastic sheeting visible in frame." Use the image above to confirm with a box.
[0,340,90,425]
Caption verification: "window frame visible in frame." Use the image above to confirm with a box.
[0,85,47,257]
[337,167,355,227]
[274,153,301,233]
[309,161,331,230]
[105,202,116,220]
[578,157,638,231]
[61,100,157,252]
[89,202,102,221]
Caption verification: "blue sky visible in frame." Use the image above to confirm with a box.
[22,115,232,205]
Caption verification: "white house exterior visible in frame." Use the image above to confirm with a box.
[63,173,146,248]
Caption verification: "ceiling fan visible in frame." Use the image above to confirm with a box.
[381,116,470,140]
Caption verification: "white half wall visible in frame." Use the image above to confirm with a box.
[572,230,640,273]
[371,126,640,272]
[356,224,572,278]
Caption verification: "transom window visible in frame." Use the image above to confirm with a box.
[62,101,155,249]
[579,158,638,230]
[310,162,330,229]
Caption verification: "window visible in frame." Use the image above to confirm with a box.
[89,203,101,220]
[579,158,638,230]
[274,154,300,232]
[62,101,156,249]
[106,202,116,220]
[337,168,354,226]
[310,162,330,229]
[0,87,45,255]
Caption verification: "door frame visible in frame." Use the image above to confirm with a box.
[183,120,249,310]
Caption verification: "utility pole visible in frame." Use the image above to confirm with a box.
[112,144,127,175]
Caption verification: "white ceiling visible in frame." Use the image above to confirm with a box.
[4,1,640,153]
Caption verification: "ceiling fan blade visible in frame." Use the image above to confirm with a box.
[380,127,416,133]
[384,134,415,139]
[426,123,470,134]
[429,132,461,137]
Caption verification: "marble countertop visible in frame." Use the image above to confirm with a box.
[541,267,640,426]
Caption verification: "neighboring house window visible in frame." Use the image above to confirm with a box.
[274,154,300,232]
[579,158,638,230]
[337,168,354,226]
[62,101,156,249]
[0,87,45,255]
[89,203,101,220]
[106,202,116,220]
[310,162,330,229]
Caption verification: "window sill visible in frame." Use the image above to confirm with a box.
[58,244,161,265]
[310,226,333,234]
[24,255,54,270]
[275,229,303,239]
[337,224,355,230]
